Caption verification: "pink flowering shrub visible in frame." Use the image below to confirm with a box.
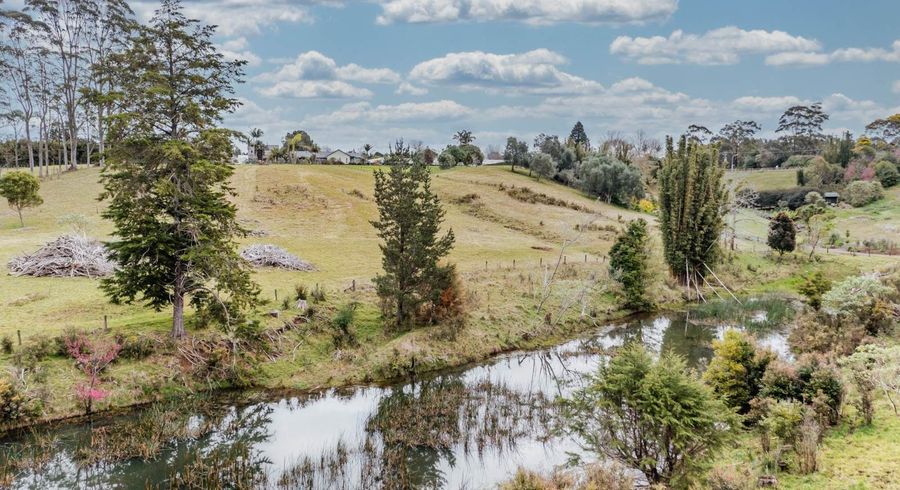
[66,335,121,414]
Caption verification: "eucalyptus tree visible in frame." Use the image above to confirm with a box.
[0,11,40,173]
[776,103,829,155]
[26,0,96,170]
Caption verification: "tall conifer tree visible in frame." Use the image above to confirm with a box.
[372,143,455,330]
[100,0,258,337]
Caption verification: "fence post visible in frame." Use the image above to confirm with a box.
[274,289,278,301]
[103,315,108,329]
[17,330,21,346]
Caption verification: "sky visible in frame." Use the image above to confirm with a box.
[122,0,900,152]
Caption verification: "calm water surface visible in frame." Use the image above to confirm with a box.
[5,308,789,489]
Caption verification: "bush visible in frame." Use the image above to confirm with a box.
[330,303,358,348]
[563,343,737,486]
[840,344,900,418]
[12,336,58,369]
[874,160,899,188]
[822,273,893,335]
[115,333,159,360]
[844,180,884,207]
[797,271,831,310]
[0,336,12,355]
[754,187,821,210]
[608,219,652,310]
[767,212,796,256]
[529,153,554,181]
[704,330,774,414]
[0,377,39,426]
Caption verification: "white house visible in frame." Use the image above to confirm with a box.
[325,150,365,164]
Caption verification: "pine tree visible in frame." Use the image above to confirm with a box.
[372,143,455,330]
[608,219,652,310]
[767,211,797,256]
[568,121,590,149]
[100,0,258,337]
[658,136,727,285]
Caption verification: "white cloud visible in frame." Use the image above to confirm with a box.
[336,64,403,84]
[304,100,474,126]
[396,82,429,95]
[409,49,601,94]
[375,0,677,25]
[610,27,820,65]
[765,40,900,66]
[132,0,330,36]
[259,80,373,99]
[731,96,804,112]
[217,37,262,67]
[255,51,402,98]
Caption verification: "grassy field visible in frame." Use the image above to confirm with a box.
[0,164,643,340]
[726,169,900,250]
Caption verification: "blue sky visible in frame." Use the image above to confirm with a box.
[139,0,900,153]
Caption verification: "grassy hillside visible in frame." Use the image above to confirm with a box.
[0,164,643,339]
[726,169,900,250]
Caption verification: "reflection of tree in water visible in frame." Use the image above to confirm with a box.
[604,315,716,369]
[278,376,555,489]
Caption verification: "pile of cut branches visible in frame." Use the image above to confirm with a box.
[240,244,315,271]
[8,235,115,278]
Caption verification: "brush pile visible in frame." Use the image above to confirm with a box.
[240,244,315,271]
[8,235,115,278]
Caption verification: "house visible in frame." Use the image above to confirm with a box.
[325,149,365,164]
[823,192,840,205]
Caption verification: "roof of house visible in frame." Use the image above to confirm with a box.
[824,192,840,198]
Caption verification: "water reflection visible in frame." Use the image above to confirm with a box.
[1,307,791,489]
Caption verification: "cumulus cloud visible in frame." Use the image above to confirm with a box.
[396,82,429,95]
[375,0,677,25]
[610,27,820,65]
[409,49,601,94]
[255,51,402,98]
[303,100,474,126]
[131,0,335,36]
[765,40,900,66]
[217,37,262,67]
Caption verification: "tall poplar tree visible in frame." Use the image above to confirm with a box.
[100,0,258,337]
[372,143,455,330]
[658,136,727,286]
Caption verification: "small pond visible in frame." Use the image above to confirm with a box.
[2,300,792,489]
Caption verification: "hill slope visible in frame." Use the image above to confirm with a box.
[1,164,644,337]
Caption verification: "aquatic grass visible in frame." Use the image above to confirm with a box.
[690,296,795,330]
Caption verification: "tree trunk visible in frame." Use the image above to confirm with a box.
[17,208,24,227]
[172,289,186,338]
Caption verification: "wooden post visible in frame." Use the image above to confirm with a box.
[512,259,516,269]
[352,279,356,291]
[563,256,567,265]
[584,254,587,262]
[17,330,22,346]
[540,257,543,266]
[103,315,108,329]
[485,260,488,270]
[274,289,278,301]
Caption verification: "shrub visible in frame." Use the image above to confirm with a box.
[797,355,843,426]
[840,344,900,417]
[563,343,737,486]
[330,303,358,348]
[704,330,774,414]
[294,284,308,301]
[844,180,884,207]
[805,158,843,187]
[0,337,12,355]
[12,336,58,369]
[822,273,893,335]
[754,187,820,210]
[797,271,831,310]
[637,198,655,213]
[707,463,757,490]
[608,219,652,311]
[115,333,159,360]
[310,284,326,303]
[424,264,466,326]
[0,377,39,426]
[767,212,796,256]
[874,160,899,188]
